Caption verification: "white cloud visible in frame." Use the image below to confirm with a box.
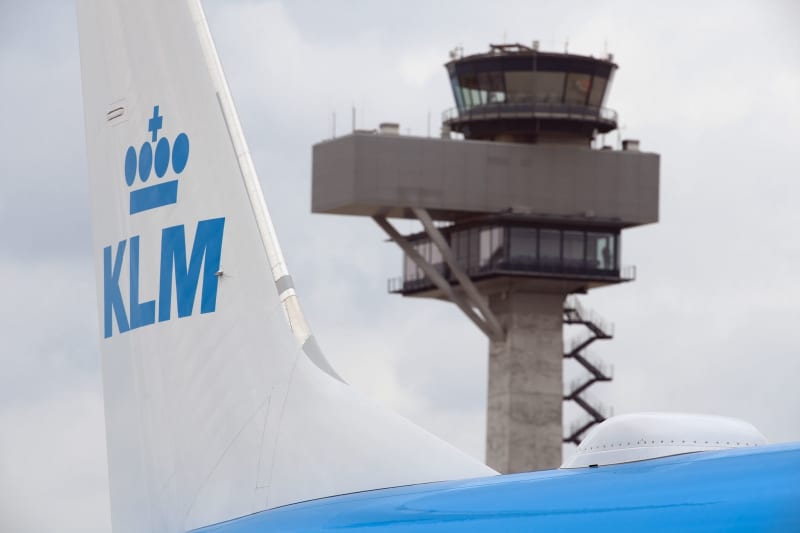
[2,0,799,530]
[0,381,110,533]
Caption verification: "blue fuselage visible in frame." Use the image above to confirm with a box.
[195,443,800,532]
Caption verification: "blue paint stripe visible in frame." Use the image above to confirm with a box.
[130,180,178,214]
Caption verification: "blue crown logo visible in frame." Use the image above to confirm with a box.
[124,105,190,215]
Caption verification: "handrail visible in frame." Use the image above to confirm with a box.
[389,263,635,295]
[442,102,618,124]
[563,297,615,445]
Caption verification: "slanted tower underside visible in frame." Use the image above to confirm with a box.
[311,43,659,473]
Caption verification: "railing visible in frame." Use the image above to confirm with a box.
[563,297,615,445]
[566,359,614,396]
[620,265,636,281]
[564,296,615,338]
[442,102,618,125]
[388,262,634,294]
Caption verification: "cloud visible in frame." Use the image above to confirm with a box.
[0,377,110,533]
[0,1,89,261]
[2,1,799,531]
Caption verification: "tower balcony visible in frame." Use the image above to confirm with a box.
[443,101,618,143]
[388,263,635,295]
[387,221,635,297]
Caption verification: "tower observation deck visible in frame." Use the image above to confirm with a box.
[444,43,617,143]
[310,43,659,473]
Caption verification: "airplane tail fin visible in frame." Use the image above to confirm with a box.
[76,1,494,532]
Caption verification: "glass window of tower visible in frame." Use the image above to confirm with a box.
[587,76,608,107]
[533,72,566,103]
[416,241,430,271]
[450,75,465,111]
[460,84,472,109]
[479,227,504,268]
[403,253,415,281]
[478,71,506,104]
[563,231,585,269]
[509,227,537,266]
[504,72,533,103]
[504,71,566,104]
[451,229,469,270]
[429,240,444,275]
[539,229,561,267]
[586,232,616,270]
[565,73,592,104]
[458,73,488,109]
[404,242,424,281]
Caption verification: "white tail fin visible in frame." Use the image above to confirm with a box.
[76,1,494,531]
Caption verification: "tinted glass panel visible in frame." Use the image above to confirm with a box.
[588,76,608,107]
[607,234,617,269]
[479,71,506,104]
[404,253,418,281]
[563,231,584,268]
[459,74,488,109]
[468,228,480,270]
[509,227,537,265]
[450,75,465,111]
[586,232,616,270]
[404,242,426,281]
[504,71,565,104]
[461,86,472,108]
[533,72,566,103]
[540,229,561,266]
[565,73,591,104]
[452,230,470,270]
[459,73,478,89]
[479,227,504,268]
[504,71,534,103]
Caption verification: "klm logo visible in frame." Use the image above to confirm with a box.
[125,105,188,214]
[103,105,225,338]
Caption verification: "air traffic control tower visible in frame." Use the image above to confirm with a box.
[311,44,659,473]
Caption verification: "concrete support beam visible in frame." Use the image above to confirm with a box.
[373,216,501,340]
[487,290,565,473]
[412,208,504,340]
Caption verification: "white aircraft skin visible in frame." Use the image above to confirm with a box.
[76,1,800,532]
[77,0,493,531]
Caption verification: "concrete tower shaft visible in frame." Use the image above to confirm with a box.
[487,291,565,472]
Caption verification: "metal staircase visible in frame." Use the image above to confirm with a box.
[563,296,614,445]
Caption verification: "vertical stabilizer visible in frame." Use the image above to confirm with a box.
[76,1,495,532]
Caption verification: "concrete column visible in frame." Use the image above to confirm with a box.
[486,290,565,473]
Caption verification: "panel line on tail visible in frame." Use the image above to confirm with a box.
[183,392,275,522]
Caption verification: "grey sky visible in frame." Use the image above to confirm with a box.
[1,1,799,531]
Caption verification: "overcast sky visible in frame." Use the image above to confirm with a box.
[1,1,799,531]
